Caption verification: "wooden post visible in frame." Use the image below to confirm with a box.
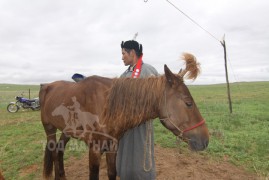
[220,35,232,113]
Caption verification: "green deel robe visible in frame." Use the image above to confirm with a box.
[116,63,159,180]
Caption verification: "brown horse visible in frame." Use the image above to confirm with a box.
[39,53,209,180]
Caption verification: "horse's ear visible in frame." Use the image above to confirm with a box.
[164,64,177,87]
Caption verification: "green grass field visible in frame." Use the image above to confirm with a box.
[0,82,268,179]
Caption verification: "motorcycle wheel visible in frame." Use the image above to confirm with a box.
[31,106,40,111]
[7,103,19,113]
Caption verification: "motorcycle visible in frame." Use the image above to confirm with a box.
[7,95,40,113]
[6,73,84,113]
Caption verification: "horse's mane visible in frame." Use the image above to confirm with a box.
[102,52,200,135]
[102,76,166,133]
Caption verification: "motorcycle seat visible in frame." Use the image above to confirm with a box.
[21,98,36,102]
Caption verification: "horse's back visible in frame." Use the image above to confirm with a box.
[39,80,73,107]
[39,76,113,124]
[40,76,112,103]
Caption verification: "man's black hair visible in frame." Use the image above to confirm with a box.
[121,40,143,57]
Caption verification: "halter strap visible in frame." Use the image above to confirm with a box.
[183,119,205,133]
[160,89,205,139]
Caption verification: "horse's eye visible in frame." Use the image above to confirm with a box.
[185,101,193,108]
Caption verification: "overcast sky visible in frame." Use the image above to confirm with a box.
[0,0,268,85]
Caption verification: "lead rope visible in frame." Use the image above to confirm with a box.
[143,120,153,172]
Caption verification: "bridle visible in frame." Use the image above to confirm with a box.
[159,89,205,140]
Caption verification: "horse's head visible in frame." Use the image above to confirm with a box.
[159,53,209,151]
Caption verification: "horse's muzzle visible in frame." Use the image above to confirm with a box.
[188,135,209,151]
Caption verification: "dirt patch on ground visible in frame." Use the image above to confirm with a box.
[0,170,4,180]
[19,164,39,178]
[64,145,261,180]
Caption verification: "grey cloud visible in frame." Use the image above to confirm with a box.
[0,0,269,85]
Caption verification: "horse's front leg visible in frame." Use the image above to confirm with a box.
[105,152,117,180]
[89,149,101,180]
[57,133,70,178]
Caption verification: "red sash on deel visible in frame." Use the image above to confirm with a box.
[132,55,143,78]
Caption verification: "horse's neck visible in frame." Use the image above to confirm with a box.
[106,101,160,140]
[125,114,158,138]
[103,77,165,140]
